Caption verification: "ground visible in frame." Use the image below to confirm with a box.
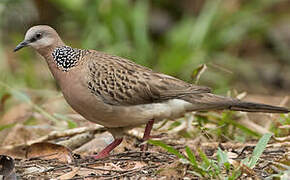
[0,106,289,179]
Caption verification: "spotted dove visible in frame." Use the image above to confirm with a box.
[14,25,289,158]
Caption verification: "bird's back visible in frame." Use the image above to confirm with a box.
[81,50,212,106]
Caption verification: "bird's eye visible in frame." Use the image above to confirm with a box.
[36,33,42,39]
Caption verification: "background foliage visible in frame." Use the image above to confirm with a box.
[1,0,290,95]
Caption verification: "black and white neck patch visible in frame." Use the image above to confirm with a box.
[52,46,82,71]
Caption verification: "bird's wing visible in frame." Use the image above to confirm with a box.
[85,50,211,106]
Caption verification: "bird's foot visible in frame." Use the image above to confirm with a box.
[92,138,123,159]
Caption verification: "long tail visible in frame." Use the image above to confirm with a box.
[183,93,289,113]
[228,101,289,113]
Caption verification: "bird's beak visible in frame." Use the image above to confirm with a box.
[14,40,29,52]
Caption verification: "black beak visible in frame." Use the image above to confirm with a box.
[14,41,29,52]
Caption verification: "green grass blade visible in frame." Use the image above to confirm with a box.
[185,147,208,177]
[191,64,207,84]
[0,123,15,131]
[148,140,185,159]
[198,149,211,168]
[185,146,198,167]
[247,133,272,168]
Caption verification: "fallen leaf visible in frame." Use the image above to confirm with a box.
[26,142,73,163]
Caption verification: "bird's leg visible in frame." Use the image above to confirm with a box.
[93,138,123,159]
[141,119,155,151]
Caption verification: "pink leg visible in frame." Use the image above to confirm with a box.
[93,138,123,159]
[141,119,154,151]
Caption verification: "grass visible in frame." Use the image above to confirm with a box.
[148,133,281,179]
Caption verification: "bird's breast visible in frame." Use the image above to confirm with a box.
[57,69,108,121]
[55,69,139,127]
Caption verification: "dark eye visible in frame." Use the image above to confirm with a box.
[36,33,42,39]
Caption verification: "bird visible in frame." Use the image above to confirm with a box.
[14,25,289,159]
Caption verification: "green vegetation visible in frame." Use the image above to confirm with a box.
[149,133,289,179]
[1,0,290,93]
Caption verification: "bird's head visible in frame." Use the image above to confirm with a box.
[14,25,63,52]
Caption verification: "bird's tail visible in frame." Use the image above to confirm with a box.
[228,101,289,113]
[183,93,289,113]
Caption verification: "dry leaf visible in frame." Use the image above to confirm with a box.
[26,142,73,163]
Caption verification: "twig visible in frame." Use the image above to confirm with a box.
[103,165,158,180]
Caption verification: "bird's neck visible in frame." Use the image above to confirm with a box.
[35,42,78,84]
[37,44,86,87]
[37,43,83,70]
[51,46,82,72]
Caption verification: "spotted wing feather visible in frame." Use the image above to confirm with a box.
[85,50,211,106]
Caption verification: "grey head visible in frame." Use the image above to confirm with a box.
[14,25,64,52]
